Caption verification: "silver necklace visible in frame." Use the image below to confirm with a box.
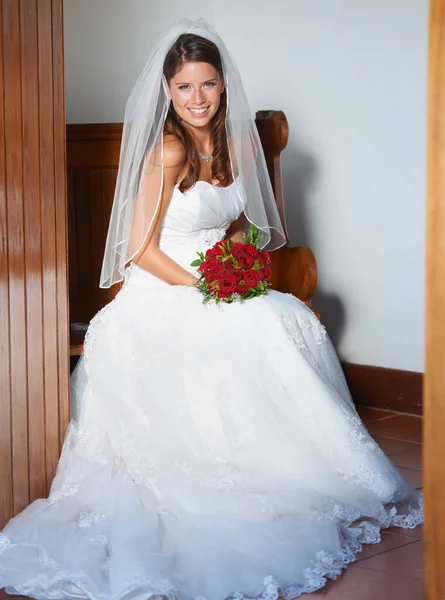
[196,147,213,162]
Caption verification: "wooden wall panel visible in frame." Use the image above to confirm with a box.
[0,0,69,527]
[52,0,70,447]
[21,0,46,503]
[424,0,445,597]
[4,0,29,518]
[0,0,12,528]
[66,125,123,330]
[67,169,120,326]
[343,363,423,415]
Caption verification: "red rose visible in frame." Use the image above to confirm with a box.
[201,263,215,278]
[257,269,264,280]
[234,249,255,269]
[218,273,238,294]
[203,269,216,283]
[217,289,232,299]
[262,267,272,281]
[236,284,249,298]
[199,261,212,274]
[202,256,223,279]
[258,251,271,266]
[223,258,236,270]
[244,270,259,289]
[205,243,225,259]
[231,269,243,282]
[231,244,255,267]
[244,243,259,258]
[230,245,242,259]
[231,242,244,254]
[210,263,226,281]
[202,256,218,269]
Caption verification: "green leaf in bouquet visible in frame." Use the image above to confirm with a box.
[190,259,202,267]
[221,242,232,257]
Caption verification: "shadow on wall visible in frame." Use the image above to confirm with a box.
[282,144,347,352]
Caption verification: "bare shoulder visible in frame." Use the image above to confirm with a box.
[163,134,186,168]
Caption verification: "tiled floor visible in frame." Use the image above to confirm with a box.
[0,408,424,600]
[306,407,423,599]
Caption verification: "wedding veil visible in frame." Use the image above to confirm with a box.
[100,18,286,288]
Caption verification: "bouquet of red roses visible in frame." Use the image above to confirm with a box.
[190,224,272,304]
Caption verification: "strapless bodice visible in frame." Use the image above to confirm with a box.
[158,180,244,272]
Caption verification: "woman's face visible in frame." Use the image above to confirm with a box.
[168,61,224,130]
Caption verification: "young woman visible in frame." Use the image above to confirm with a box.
[0,18,422,600]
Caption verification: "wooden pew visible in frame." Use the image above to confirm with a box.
[67,110,318,356]
[255,111,318,316]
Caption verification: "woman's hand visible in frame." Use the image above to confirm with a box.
[226,213,245,242]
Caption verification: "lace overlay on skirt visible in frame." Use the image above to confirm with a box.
[0,183,422,600]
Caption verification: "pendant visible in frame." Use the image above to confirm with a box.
[197,148,213,162]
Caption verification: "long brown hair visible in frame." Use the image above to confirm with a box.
[163,34,231,191]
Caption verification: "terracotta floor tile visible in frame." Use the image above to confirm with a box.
[391,446,422,470]
[373,436,422,456]
[367,414,422,443]
[398,467,423,489]
[355,529,415,561]
[305,564,423,598]
[389,523,423,540]
[356,407,398,424]
[355,540,423,580]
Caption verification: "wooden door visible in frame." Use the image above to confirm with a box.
[424,0,445,597]
[0,0,69,527]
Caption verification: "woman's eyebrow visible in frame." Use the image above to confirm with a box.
[176,79,217,85]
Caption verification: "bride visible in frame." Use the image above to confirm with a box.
[0,18,422,600]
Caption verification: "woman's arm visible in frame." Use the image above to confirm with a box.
[132,137,198,286]
[136,245,197,287]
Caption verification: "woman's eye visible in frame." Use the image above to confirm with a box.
[178,82,215,91]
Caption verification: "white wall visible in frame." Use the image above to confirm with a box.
[65,0,427,372]
[64,0,215,123]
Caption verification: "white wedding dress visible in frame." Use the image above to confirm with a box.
[0,181,422,600]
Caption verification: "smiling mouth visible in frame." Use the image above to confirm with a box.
[188,107,210,116]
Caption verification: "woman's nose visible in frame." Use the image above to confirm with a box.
[192,88,205,104]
